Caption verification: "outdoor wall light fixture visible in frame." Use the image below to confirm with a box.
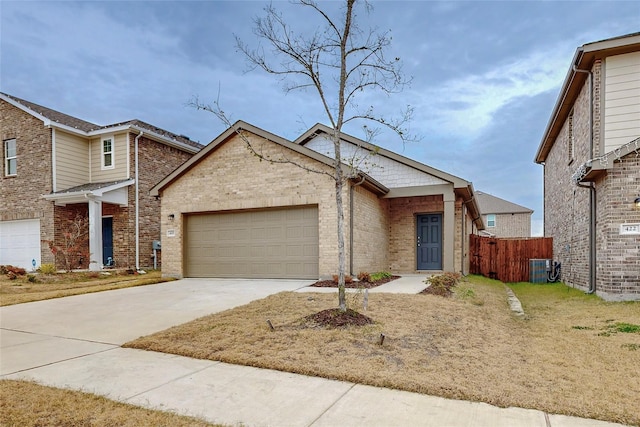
[634,197,640,211]
[168,214,175,221]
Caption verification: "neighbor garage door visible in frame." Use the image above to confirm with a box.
[0,219,41,270]
[185,205,319,279]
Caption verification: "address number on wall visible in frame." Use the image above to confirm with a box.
[620,223,640,235]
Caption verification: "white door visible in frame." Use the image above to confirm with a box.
[0,219,41,270]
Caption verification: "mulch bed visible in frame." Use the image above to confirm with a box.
[305,308,374,328]
[310,275,401,289]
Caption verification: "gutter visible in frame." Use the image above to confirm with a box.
[135,131,143,272]
[573,64,596,294]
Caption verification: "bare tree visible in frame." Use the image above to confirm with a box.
[193,0,413,311]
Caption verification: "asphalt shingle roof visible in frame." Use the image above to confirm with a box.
[476,191,533,215]
[1,92,203,150]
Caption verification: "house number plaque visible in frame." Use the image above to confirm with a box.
[620,223,640,235]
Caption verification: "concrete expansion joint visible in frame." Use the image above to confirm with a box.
[307,382,357,426]
[1,345,117,377]
[504,286,526,317]
[124,357,216,402]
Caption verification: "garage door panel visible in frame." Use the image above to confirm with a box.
[185,206,318,279]
[0,219,41,270]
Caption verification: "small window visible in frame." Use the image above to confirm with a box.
[4,139,16,176]
[487,214,496,227]
[102,137,114,169]
[568,110,574,163]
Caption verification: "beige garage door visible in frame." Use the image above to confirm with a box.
[185,205,319,279]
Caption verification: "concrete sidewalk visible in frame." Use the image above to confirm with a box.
[0,277,627,427]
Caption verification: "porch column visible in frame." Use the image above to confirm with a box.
[88,198,103,271]
[443,189,455,272]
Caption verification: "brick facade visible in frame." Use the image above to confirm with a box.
[160,132,348,278]
[159,130,478,279]
[483,213,531,238]
[0,99,56,265]
[351,184,389,274]
[1,97,195,271]
[543,58,640,300]
[388,195,444,273]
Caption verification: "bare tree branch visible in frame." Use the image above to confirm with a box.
[193,0,416,312]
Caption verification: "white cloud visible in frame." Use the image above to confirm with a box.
[412,42,576,139]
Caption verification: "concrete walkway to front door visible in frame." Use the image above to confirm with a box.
[0,278,626,427]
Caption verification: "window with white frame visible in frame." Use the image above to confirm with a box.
[4,138,16,176]
[102,137,114,169]
[487,214,496,227]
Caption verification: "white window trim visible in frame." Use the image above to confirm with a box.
[4,138,17,176]
[487,214,496,228]
[101,136,115,170]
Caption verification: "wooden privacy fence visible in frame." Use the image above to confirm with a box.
[469,235,553,283]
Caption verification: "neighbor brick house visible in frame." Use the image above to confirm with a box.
[0,93,202,271]
[534,33,640,301]
[151,121,484,279]
[475,191,533,238]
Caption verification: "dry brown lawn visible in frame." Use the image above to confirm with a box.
[125,276,640,426]
[0,379,221,426]
[0,270,173,306]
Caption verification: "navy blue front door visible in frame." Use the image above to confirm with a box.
[102,217,113,266]
[417,214,442,270]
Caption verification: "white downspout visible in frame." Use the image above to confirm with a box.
[134,131,143,272]
[51,128,57,192]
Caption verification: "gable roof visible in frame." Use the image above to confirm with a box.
[534,32,640,163]
[475,191,533,215]
[150,120,389,197]
[295,123,472,188]
[0,92,203,153]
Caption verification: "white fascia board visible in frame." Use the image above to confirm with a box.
[90,126,200,154]
[45,123,199,154]
[42,179,134,206]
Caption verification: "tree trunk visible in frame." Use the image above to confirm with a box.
[336,176,347,312]
[334,131,347,312]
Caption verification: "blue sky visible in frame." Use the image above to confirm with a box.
[2,1,639,236]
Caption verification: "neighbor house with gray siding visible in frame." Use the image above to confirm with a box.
[0,93,201,271]
[535,33,640,301]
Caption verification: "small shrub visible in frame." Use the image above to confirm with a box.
[369,271,392,282]
[27,274,38,283]
[427,272,461,289]
[332,274,353,284]
[357,271,371,282]
[3,265,26,276]
[38,263,57,275]
[422,272,462,297]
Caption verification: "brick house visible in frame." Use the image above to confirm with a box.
[475,191,533,238]
[534,33,640,301]
[0,93,202,271]
[151,121,485,279]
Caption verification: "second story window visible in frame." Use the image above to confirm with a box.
[102,137,114,169]
[487,214,496,227]
[4,138,16,176]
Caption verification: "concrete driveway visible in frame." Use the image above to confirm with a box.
[0,278,626,427]
[1,278,312,374]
